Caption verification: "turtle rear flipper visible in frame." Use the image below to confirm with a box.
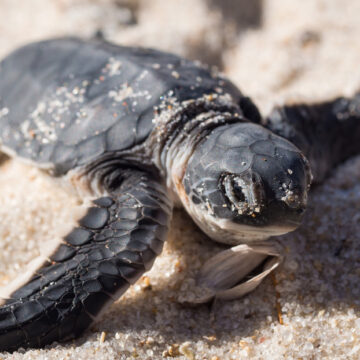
[265,94,360,183]
[0,170,172,352]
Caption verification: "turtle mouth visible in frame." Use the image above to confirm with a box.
[185,194,302,245]
[197,217,300,245]
[231,199,305,229]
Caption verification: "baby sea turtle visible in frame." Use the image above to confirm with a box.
[0,38,359,351]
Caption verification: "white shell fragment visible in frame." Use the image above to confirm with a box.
[183,241,283,304]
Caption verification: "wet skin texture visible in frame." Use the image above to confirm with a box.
[0,38,359,351]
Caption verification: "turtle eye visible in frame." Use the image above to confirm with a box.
[232,181,246,203]
[221,172,265,216]
[223,175,247,208]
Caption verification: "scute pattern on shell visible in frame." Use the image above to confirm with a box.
[0,38,244,175]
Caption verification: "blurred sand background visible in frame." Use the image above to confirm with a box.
[0,0,359,359]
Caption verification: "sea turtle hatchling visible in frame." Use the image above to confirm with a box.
[0,38,359,352]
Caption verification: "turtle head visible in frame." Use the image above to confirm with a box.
[174,122,312,244]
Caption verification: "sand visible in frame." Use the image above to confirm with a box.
[0,0,359,359]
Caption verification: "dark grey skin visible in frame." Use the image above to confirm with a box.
[0,38,359,352]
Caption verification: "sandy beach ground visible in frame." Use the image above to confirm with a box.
[0,1,359,359]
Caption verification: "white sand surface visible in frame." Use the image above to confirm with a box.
[0,1,359,359]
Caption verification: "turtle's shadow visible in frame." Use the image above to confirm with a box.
[93,157,360,346]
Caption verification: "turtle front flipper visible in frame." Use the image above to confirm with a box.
[265,94,360,183]
[0,170,172,352]
[182,242,283,304]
